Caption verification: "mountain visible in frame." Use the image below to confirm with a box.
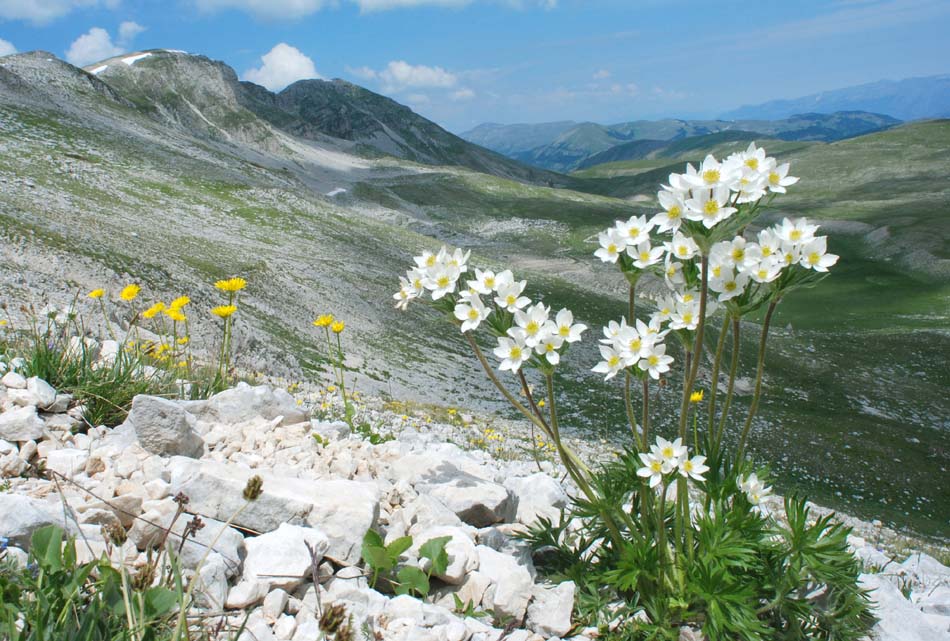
[722,74,950,121]
[459,121,577,156]
[465,112,899,172]
[84,49,566,186]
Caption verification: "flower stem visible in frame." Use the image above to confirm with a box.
[678,255,709,444]
[706,315,730,451]
[716,317,741,447]
[737,301,777,459]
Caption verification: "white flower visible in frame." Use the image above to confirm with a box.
[550,308,586,343]
[764,161,799,193]
[653,189,686,232]
[665,232,699,262]
[414,250,439,270]
[454,294,489,332]
[468,268,499,295]
[686,185,737,229]
[736,142,767,173]
[777,217,818,245]
[594,228,626,263]
[652,436,687,465]
[423,264,461,300]
[494,280,531,312]
[494,329,530,372]
[668,298,699,331]
[636,452,669,488]
[684,154,739,190]
[640,343,673,379]
[799,236,839,272]
[663,256,685,289]
[616,320,655,361]
[746,257,783,284]
[739,472,772,507]
[628,240,665,269]
[652,295,676,322]
[679,455,709,481]
[616,215,653,246]
[709,268,749,301]
[514,302,550,347]
[592,344,625,380]
[393,277,419,310]
[756,229,781,260]
[535,332,565,365]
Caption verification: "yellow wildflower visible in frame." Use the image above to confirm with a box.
[142,302,166,319]
[447,408,457,416]
[215,277,247,293]
[177,360,188,368]
[327,385,337,393]
[165,307,186,322]
[211,304,237,318]
[169,295,190,310]
[177,336,189,345]
[120,284,140,301]
[0,319,7,327]
[313,314,334,328]
[690,390,704,404]
[331,321,345,334]
[88,288,105,299]
[537,399,546,408]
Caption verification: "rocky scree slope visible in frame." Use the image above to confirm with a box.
[1,365,949,641]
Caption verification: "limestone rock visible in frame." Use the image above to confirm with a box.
[128,395,204,458]
[1,371,26,389]
[26,377,57,409]
[197,383,307,426]
[414,463,511,528]
[477,544,533,623]
[0,406,46,441]
[243,523,328,591]
[526,581,575,637]
[0,495,70,548]
[504,472,568,526]
[412,525,478,585]
[860,573,948,641]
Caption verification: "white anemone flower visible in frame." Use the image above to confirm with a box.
[640,343,674,379]
[764,161,799,193]
[651,436,687,465]
[668,299,699,331]
[535,332,565,365]
[665,232,699,261]
[616,215,653,246]
[444,247,471,272]
[756,229,781,259]
[594,228,627,263]
[424,264,461,300]
[454,294,489,332]
[468,268,498,295]
[637,452,670,488]
[739,472,772,508]
[684,154,739,189]
[494,328,530,372]
[799,237,839,272]
[709,269,749,302]
[551,308,587,343]
[414,250,439,270]
[686,185,737,228]
[494,280,531,312]
[592,344,626,380]
[514,302,551,347]
[663,256,685,289]
[652,295,676,322]
[629,241,664,269]
[777,217,818,245]
[653,189,686,232]
[679,455,709,481]
[393,277,419,310]
[747,258,783,284]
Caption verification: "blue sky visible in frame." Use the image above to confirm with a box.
[1,0,948,132]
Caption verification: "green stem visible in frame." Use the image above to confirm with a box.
[641,377,650,447]
[706,315,730,450]
[737,301,778,459]
[624,371,642,449]
[677,255,709,444]
[716,317,741,447]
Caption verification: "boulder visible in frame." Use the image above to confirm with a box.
[526,581,575,637]
[0,406,46,441]
[411,525,479,585]
[128,395,204,458]
[476,544,534,623]
[26,377,57,409]
[196,383,307,426]
[1,372,26,389]
[0,495,71,548]
[504,472,568,526]
[242,523,328,591]
[414,462,511,528]
[860,573,948,641]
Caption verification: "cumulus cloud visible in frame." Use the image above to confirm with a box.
[118,20,145,45]
[65,27,124,66]
[450,87,475,101]
[593,69,610,80]
[0,38,16,57]
[243,43,321,91]
[345,65,378,81]
[0,0,120,26]
[194,0,329,19]
[379,60,456,92]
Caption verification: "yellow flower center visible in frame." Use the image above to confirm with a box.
[629,338,641,352]
[762,246,773,257]
[704,200,720,216]
[510,346,522,359]
[545,343,555,352]
[506,294,516,306]
[683,460,694,471]
[682,313,693,324]
[526,321,539,335]
[676,245,688,257]
[712,265,722,278]
[628,227,640,238]
[725,281,737,292]
[426,255,436,266]
[607,243,617,254]
[559,325,570,337]
[437,276,450,288]
[769,172,780,185]
[703,169,720,184]
[745,158,758,170]
[682,294,694,303]
[608,355,620,367]
[790,230,802,241]
[668,205,681,219]
[468,308,479,319]
[808,252,820,265]
[650,460,663,472]
[485,277,495,288]
[649,355,659,366]
[731,248,744,261]
[639,251,650,261]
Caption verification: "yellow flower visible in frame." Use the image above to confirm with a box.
[537,399,546,408]
[88,288,105,299]
[447,408,457,416]
[177,336,189,345]
[313,314,334,328]
[211,304,237,318]
[120,284,140,301]
[331,321,345,334]
[215,277,247,293]
[327,385,337,393]
[0,319,7,327]
[142,302,166,319]
[169,295,190,310]
[164,307,186,322]
[690,389,704,404]
[177,360,188,368]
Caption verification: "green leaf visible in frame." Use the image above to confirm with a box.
[419,536,452,576]
[361,530,393,573]
[395,566,430,597]
[144,586,178,617]
[386,536,413,563]
[30,525,64,571]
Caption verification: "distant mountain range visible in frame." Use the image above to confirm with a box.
[722,74,950,121]
[463,112,901,172]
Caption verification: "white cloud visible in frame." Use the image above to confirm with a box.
[450,87,475,101]
[354,0,469,11]
[0,38,16,57]
[243,43,321,91]
[118,20,145,45]
[380,60,456,92]
[0,0,120,26]
[593,69,610,80]
[65,27,124,66]
[194,0,555,18]
[406,93,430,104]
[345,65,378,81]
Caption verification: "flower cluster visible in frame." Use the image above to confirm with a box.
[739,472,772,509]
[394,246,587,373]
[636,436,709,488]
[594,317,671,380]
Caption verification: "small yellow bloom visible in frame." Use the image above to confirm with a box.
[177,360,188,368]
[120,284,140,301]
[447,408,457,416]
[215,277,247,293]
[0,319,7,327]
[327,385,337,393]
[165,307,186,322]
[169,295,190,310]
[142,302,166,319]
[88,288,105,299]
[331,321,345,334]
[177,336,189,345]
[537,399,546,408]
[211,304,237,318]
[690,389,704,404]
[313,314,334,328]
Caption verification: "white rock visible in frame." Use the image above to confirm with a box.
[238,610,276,641]
[415,464,511,528]
[45,449,89,478]
[26,377,57,409]
[0,439,15,455]
[193,553,230,610]
[273,614,297,640]
[404,494,466,536]
[527,581,575,637]
[127,395,204,458]
[7,388,42,407]
[412,525,479,585]
[902,553,950,584]
[291,618,321,641]
[915,585,950,616]
[1,372,26,389]
[45,394,72,413]
[860,573,949,641]
[263,588,290,621]
[0,406,46,441]
[476,545,533,623]
[226,579,270,609]
[243,523,328,591]
[197,383,308,426]
[0,495,71,548]
[504,473,568,526]
[433,570,492,611]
